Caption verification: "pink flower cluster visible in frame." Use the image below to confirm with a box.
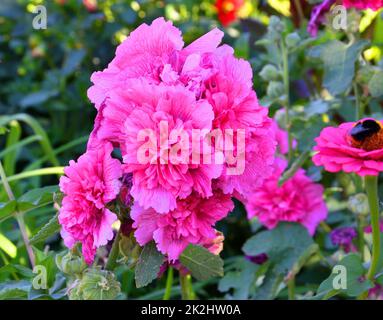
[59,18,276,263]
[343,0,383,10]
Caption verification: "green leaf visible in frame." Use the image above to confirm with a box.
[0,200,16,222]
[33,248,59,288]
[243,223,318,299]
[234,33,250,59]
[368,69,383,97]
[135,241,164,288]
[314,40,369,96]
[0,264,34,279]
[29,213,60,245]
[61,49,86,76]
[19,90,58,109]
[313,253,374,299]
[0,280,31,300]
[179,244,224,281]
[305,100,330,118]
[17,185,58,212]
[218,257,259,299]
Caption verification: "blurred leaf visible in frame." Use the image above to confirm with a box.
[0,200,16,222]
[218,257,259,299]
[17,186,58,212]
[234,33,250,59]
[243,223,318,299]
[0,280,31,300]
[313,40,369,95]
[0,232,17,258]
[313,254,374,299]
[29,213,60,245]
[135,241,164,288]
[305,100,330,118]
[0,264,34,279]
[61,49,86,77]
[180,245,224,281]
[19,90,58,109]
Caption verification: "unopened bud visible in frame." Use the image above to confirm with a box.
[348,193,369,216]
[70,268,121,300]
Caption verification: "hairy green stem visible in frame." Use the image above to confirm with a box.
[105,229,121,271]
[365,176,381,281]
[0,161,35,267]
[287,277,295,300]
[359,175,381,299]
[163,267,174,300]
[180,273,195,300]
[281,40,293,162]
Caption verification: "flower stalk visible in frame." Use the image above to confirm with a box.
[359,175,381,299]
[163,267,174,300]
[364,175,381,282]
[280,39,293,162]
[180,273,195,300]
[0,161,35,267]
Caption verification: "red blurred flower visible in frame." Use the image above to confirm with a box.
[215,0,245,27]
[83,0,97,12]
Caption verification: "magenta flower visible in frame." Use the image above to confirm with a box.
[313,119,383,176]
[119,80,220,213]
[88,17,276,205]
[245,158,328,235]
[343,0,383,10]
[307,0,336,37]
[58,143,122,264]
[131,189,234,261]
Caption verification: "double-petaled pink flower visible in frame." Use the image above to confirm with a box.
[131,189,233,261]
[59,17,276,263]
[59,143,122,264]
[245,158,328,235]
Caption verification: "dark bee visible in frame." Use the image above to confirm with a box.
[348,119,383,151]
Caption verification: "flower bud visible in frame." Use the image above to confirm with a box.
[348,193,369,216]
[285,32,301,48]
[259,64,280,82]
[119,234,141,268]
[56,251,87,276]
[70,268,121,300]
[267,81,285,100]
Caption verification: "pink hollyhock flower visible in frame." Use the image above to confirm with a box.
[88,17,276,202]
[343,0,383,10]
[88,17,223,109]
[120,80,221,213]
[202,47,276,197]
[246,158,328,235]
[59,143,122,264]
[313,119,383,176]
[131,190,234,261]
